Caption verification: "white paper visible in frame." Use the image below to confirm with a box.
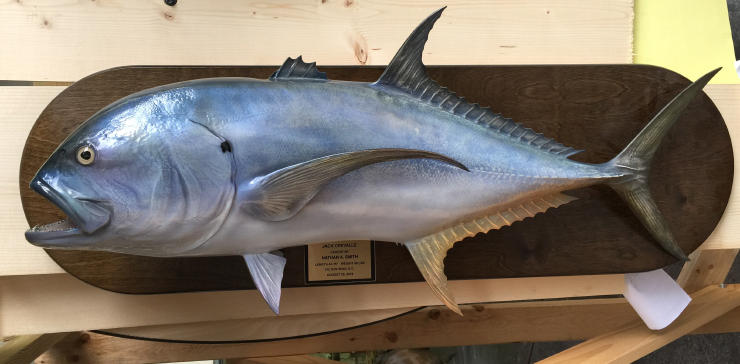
[735,60,740,80]
[624,269,691,330]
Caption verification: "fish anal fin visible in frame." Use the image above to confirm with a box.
[406,236,461,315]
[404,193,577,314]
[243,253,287,315]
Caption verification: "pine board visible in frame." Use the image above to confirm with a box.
[0,273,624,336]
[0,0,633,82]
[34,287,740,363]
[0,87,67,276]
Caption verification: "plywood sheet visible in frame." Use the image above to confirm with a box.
[0,0,633,82]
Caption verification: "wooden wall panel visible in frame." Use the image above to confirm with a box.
[0,0,634,82]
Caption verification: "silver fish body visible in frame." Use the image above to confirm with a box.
[25,8,717,315]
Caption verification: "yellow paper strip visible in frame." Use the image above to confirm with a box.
[634,0,738,83]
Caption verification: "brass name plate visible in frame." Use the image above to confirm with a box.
[305,241,376,283]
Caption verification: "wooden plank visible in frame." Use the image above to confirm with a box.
[677,248,739,294]
[0,0,634,82]
[536,285,740,364]
[699,85,740,250]
[34,286,740,364]
[0,87,67,276]
[102,307,417,342]
[693,305,740,334]
[225,356,339,364]
[20,65,731,296]
[0,272,623,337]
[0,333,70,364]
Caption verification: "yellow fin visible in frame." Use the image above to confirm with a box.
[404,192,577,315]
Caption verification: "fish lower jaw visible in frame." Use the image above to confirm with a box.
[28,218,78,233]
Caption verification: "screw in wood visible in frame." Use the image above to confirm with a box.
[164,0,177,6]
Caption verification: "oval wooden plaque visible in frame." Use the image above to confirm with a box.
[20,64,733,298]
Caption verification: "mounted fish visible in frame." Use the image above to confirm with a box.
[25,7,719,316]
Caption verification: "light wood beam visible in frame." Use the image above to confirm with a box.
[0,333,70,364]
[0,0,633,82]
[0,272,623,337]
[677,248,739,294]
[34,286,740,364]
[225,355,339,364]
[535,285,740,364]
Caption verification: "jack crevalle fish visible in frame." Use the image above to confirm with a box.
[26,8,718,315]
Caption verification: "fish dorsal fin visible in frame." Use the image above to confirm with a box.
[243,252,287,315]
[270,56,328,81]
[374,8,580,158]
[405,193,578,315]
[239,149,468,222]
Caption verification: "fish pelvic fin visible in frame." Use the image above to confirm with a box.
[605,68,721,262]
[243,252,287,315]
[405,193,577,315]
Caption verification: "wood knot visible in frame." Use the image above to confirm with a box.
[473,305,485,312]
[78,333,90,344]
[386,332,398,343]
[70,355,80,363]
[428,309,441,320]
[353,34,368,64]
[343,0,356,8]
[41,19,51,29]
[162,11,175,21]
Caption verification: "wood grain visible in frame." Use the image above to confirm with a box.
[0,0,633,82]
[535,285,740,364]
[677,248,739,294]
[0,87,67,276]
[0,333,70,364]
[697,85,740,250]
[33,286,740,364]
[224,356,339,364]
[18,65,733,295]
[101,308,417,343]
[0,272,623,337]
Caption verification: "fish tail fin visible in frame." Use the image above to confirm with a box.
[605,68,720,261]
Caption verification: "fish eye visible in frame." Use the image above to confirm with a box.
[76,145,96,166]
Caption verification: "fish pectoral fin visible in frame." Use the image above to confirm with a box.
[405,238,461,316]
[243,252,287,315]
[239,148,468,221]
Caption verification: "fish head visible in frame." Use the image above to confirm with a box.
[26,89,236,256]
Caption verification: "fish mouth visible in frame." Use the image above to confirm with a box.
[25,177,111,246]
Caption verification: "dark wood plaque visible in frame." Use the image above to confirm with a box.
[19,65,733,295]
